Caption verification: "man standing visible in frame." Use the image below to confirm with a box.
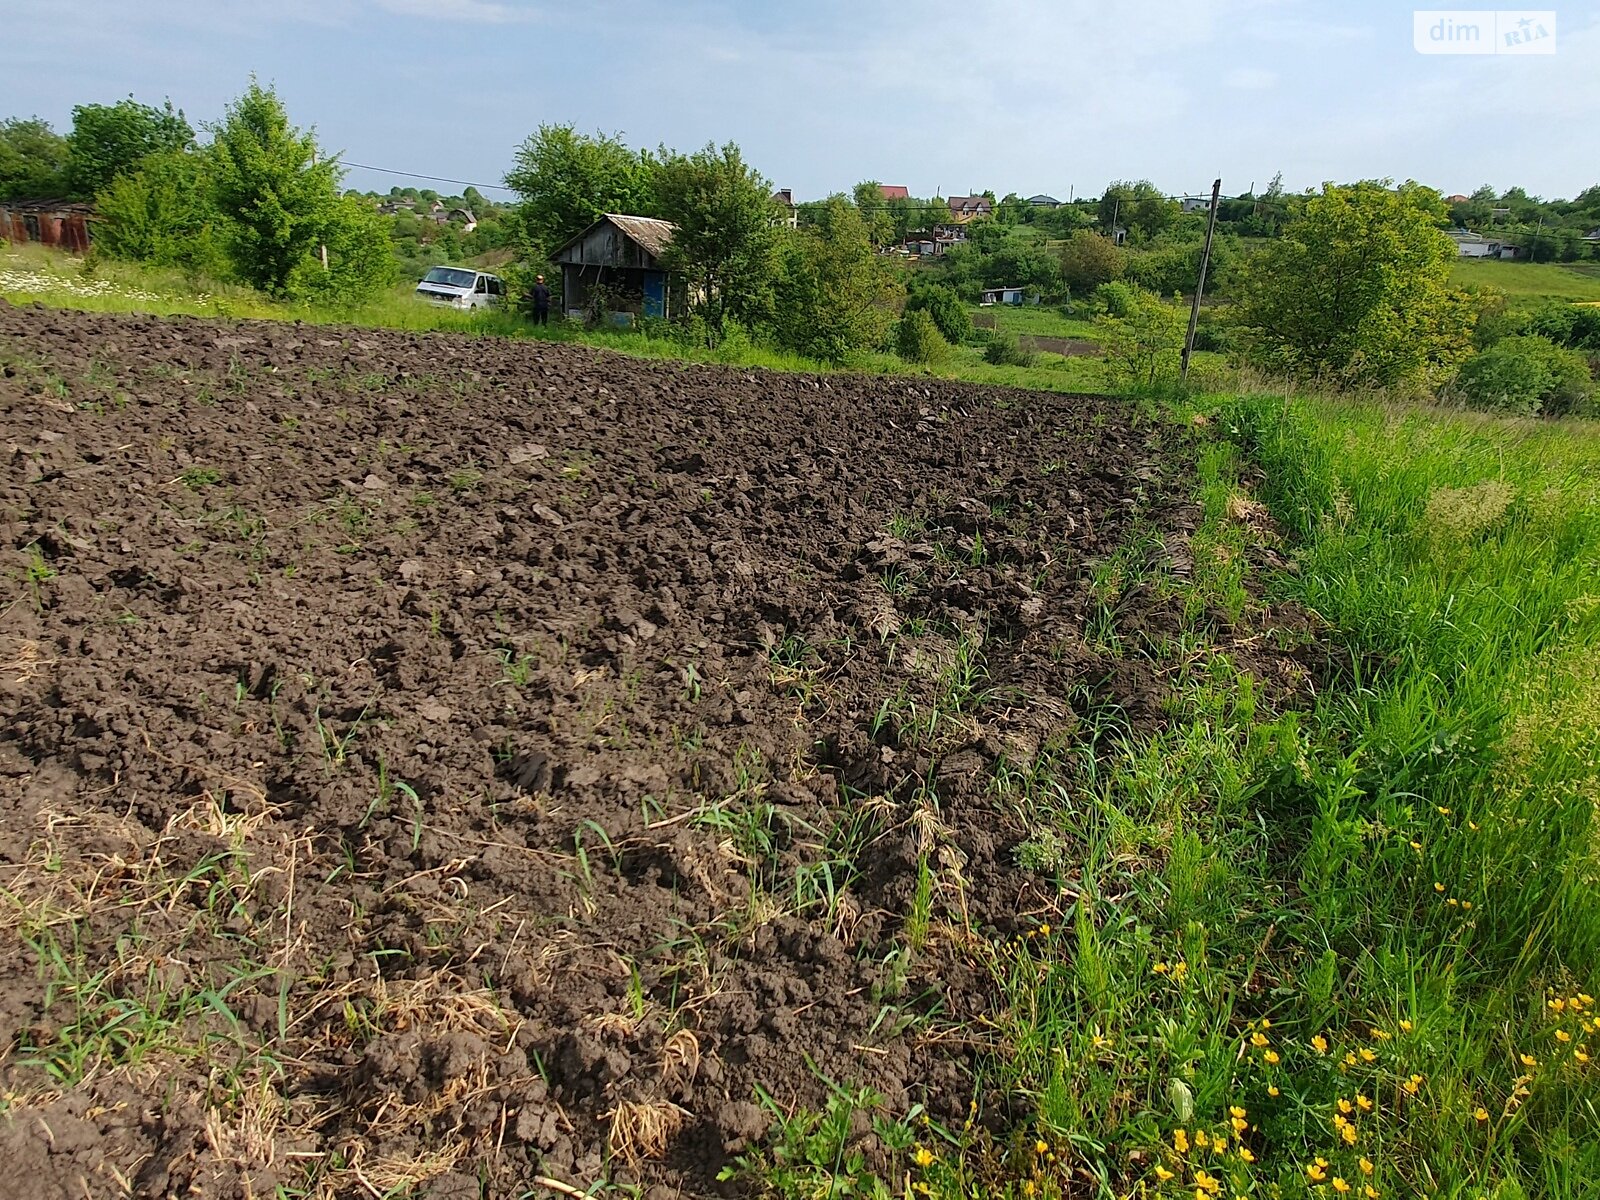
[531,274,551,326]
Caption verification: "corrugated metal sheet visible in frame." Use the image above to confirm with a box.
[0,201,96,253]
[550,214,677,270]
[601,214,676,259]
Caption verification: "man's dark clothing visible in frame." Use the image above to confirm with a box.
[532,282,551,326]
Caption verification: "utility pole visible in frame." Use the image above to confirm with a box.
[312,149,329,271]
[1181,178,1222,383]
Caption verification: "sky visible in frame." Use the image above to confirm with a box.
[2,0,1597,203]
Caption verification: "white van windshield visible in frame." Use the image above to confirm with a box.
[422,267,476,289]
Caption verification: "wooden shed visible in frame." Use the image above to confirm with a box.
[550,214,680,322]
[0,201,95,253]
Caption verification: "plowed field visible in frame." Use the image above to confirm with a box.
[0,303,1206,1197]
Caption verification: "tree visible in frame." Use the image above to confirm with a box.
[905,282,971,344]
[654,141,778,337]
[1099,180,1171,238]
[1059,229,1125,293]
[851,180,895,247]
[67,97,192,200]
[207,82,357,298]
[1237,181,1477,390]
[1095,288,1187,388]
[288,194,396,306]
[503,125,655,258]
[95,149,226,276]
[897,309,948,364]
[771,197,902,361]
[0,117,69,200]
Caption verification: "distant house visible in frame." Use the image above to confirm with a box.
[1180,195,1212,214]
[0,200,95,253]
[1445,194,1471,204]
[771,188,798,228]
[1583,228,1600,243]
[1447,229,1507,258]
[550,213,681,322]
[1111,225,1128,246]
[1025,194,1062,208]
[879,185,910,201]
[947,195,993,222]
[980,285,1027,306]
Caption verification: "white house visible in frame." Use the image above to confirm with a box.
[1180,195,1212,214]
[980,286,1027,306]
[1447,229,1502,258]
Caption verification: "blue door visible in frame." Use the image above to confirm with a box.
[642,271,666,318]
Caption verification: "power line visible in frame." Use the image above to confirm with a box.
[333,157,516,192]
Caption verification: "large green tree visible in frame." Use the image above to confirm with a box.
[1238,181,1477,390]
[0,117,69,200]
[771,196,902,361]
[503,125,655,258]
[66,97,192,199]
[850,180,895,247]
[206,82,342,295]
[1059,229,1125,293]
[654,141,778,336]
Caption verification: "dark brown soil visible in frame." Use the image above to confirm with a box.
[0,303,1223,1198]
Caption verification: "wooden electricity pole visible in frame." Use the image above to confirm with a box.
[1181,178,1222,382]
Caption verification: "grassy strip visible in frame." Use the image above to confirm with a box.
[734,396,1600,1200]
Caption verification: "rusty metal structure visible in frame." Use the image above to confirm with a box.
[0,201,95,253]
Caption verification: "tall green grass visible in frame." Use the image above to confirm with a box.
[936,397,1600,1200]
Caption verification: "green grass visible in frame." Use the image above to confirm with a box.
[971,303,1100,341]
[1450,258,1600,303]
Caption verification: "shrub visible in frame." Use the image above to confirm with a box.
[896,309,949,364]
[1452,335,1595,416]
[983,329,1035,367]
[1095,288,1187,388]
[1094,281,1138,318]
[1059,229,1124,293]
[904,283,972,344]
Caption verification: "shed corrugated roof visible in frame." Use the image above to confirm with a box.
[603,213,676,258]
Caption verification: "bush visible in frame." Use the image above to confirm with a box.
[983,329,1035,367]
[1452,335,1595,416]
[1059,229,1124,293]
[905,283,972,344]
[896,309,949,364]
[1094,281,1138,318]
[1094,288,1187,388]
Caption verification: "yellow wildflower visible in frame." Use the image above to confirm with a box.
[1021,1184,1035,1199]
[913,1185,930,1197]
[1238,1146,1256,1163]
[1365,1188,1380,1200]
[1312,1035,1329,1054]
[1370,1028,1391,1041]
[1356,1093,1374,1112]
[1251,1032,1270,1048]
[1174,1128,1189,1154]
[1434,882,1446,893]
[1550,998,1567,1013]
[1399,1020,1413,1033]
[1359,1048,1377,1063]
[1263,1049,1281,1065]
[1038,923,1051,936]
[1447,898,1460,907]
[1231,1116,1248,1135]
[1267,1085,1280,1096]
[1578,993,1595,1007]
[1575,1046,1590,1064]
[1474,1108,1489,1122]
[1359,1157,1375,1176]
[1155,1166,1175,1182]
[1194,1129,1210,1149]
[1034,1139,1049,1155]
[1154,962,1169,975]
[913,1146,935,1168]
[1307,1163,1328,1183]
[1409,840,1422,850]
[1462,901,1473,910]
[1333,1179,1352,1194]
[1229,1105,1247,1119]
[1557,1029,1573,1043]
[1260,1019,1273,1030]
[1337,1098,1354,1115]
[1403,1076,1422,1095]
[1521,1053,1538,1067]
[1195,1170,1221,1195]
[1172,962,1188,979]
[1468,821,1479,831]
[1341,1122,1358,1146]
[1437,806,1451,815]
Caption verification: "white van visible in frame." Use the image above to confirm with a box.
[414,267,506,308]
